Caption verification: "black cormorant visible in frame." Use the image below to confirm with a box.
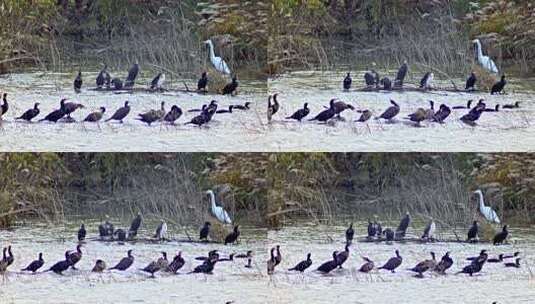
[395,61,408,87]
[343,72,352,90]
[493,225,508,245]
[125,63,140,89]
[396,212,411,238]
[346,223,354,244]
[78,224,86,241]
[39,99,67,123]
[109,250,134,271]
[504,258,521,268]
[224,225,240,245]
[316,251,339,274]
[198,72,208,92]
[502,102,520,109]
[466,72,477,91]
[288,253,312,272]
[432,104,451,123]
[286,103,310,121]
[200,222,211,241]
[309,99,336,122]
[376,100,400,121]
[435,252,453,274]
[150,73,165,91]
[164,105,183,124]
[467,221,478,242]
[105,101,130,123]
[16,103,40,122]
[378,250,403,273]
[128,212,142,238]
[46,251,71,274]
[490,75,506,95]
[232,102,251,110]
[222,77,238,95]
[74,70,82,93]
[21,252,44,273]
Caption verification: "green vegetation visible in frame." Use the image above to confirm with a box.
[0,153,266,228]
[1,153,534,229]
[0,0,267,78]
[264,153,535,228]
[270,0,535,76]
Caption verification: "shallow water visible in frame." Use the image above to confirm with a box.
[267,71,535,152]
[267,223,535,304]
[0,72,267,152]
[1,220,534,303]
[0,220,268,304]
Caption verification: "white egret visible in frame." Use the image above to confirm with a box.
[472,39,499,74]
[204,39,231,75]
[474,189,500,223]
[206,190,232,224]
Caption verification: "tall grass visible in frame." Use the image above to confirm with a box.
[270,3,475,77]
[0,153,266,229]
[266,153,483,230]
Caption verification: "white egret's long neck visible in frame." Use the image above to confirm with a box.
[208,192,216,209]
[475,41,484,60]
[207,41,216,61]
[477,192,485,208]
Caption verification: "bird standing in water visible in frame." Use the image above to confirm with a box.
[288,253,312,272]
[346,223,354,244]
[378,250,403,273]
[224,225,240,245]
[204,39,231,75]
[73,70,82,93]
[16,103,40,122]
[154,220,168,241]
[267,94,280,122]
[78,224,86,241]
[21,252,44,273]
[200,221,211,241]
[198,72,208,92]
[343,72,352,90]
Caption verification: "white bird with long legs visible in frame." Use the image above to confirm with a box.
[206,190,232,224]
[474,189,500,224]
[472,39,499,74]
[204,39,231,75]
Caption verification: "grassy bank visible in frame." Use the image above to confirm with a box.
[0,153,267,228]
[265,153,535,229]
[2,153,533,229]
[269,0,535,77]
[0,0,267,79]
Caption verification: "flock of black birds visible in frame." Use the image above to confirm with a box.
[0,215,252,278]
[0,93,252,127]
[74,64,239,95]
[272,62,520,126]
[0,213,524,285]
[267,213,521,279]
[280,94,521,127]
[341,61,508,95]
[0,63,248,127]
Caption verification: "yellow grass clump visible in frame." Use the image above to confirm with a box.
[471,64,498,92]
